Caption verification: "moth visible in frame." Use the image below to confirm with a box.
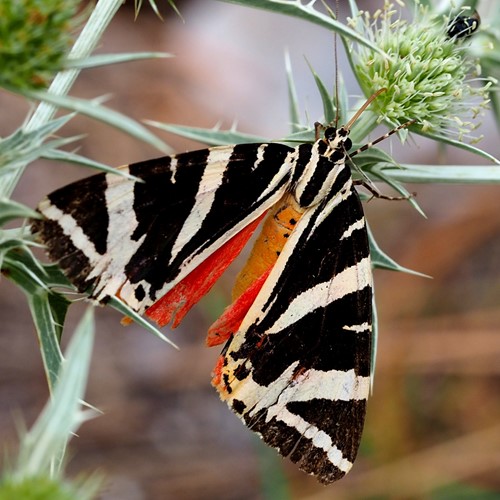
[31,86,408,483]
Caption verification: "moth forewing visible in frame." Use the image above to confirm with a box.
[32,144,294,314]
[213,141,373,483]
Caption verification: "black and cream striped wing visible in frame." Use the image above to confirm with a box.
[214,177,372,484]
[32,144,294,312]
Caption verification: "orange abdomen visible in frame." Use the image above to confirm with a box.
[232,193,305,300]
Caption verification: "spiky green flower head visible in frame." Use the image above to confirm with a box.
[348,0,491,141]
[0,0,82,90]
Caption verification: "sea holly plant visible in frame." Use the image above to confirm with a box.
[0,0,499,494]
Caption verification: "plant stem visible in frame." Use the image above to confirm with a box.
[382,164,500,184]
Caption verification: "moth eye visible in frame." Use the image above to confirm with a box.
[344,138,352,151]
[324,127,336,140]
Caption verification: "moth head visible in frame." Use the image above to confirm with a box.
[322,88,387,156]
[323,126,352,153]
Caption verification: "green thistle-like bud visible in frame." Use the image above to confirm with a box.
[348,0,491,141]
[0,0,82,90]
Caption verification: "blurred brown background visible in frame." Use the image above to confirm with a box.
[1,1,499,499]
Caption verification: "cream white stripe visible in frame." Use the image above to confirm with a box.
[228,362,300,412]
[340,218,365,240]
[279,368,370,403]
[343,322,371,333]
[310,176,352,234]
[293,142,323,203]
[39,202,101,264]
[169,157,178,184]
[169,148,232,263]
[256,147,295,204]
[92,171,147,304]
[266,256,372,335]
[251,143,266,171]
[228,364,369,420]
[269,407,353,473]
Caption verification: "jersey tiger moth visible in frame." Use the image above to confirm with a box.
[31,88,410,484]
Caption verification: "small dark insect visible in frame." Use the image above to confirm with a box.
[447,10,480,39]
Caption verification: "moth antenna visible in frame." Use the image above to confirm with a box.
[321,0,340,126]
[344,88,387,130]
[334,0,339,128]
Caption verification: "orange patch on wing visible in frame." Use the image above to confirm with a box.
[146,213,266,328]
[232,193,304,300]
[206,266,272,347]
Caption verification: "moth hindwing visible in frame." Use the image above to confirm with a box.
[32,123,372,483]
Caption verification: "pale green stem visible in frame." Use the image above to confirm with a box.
[2,0,124,198]
[383,164,500,184]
